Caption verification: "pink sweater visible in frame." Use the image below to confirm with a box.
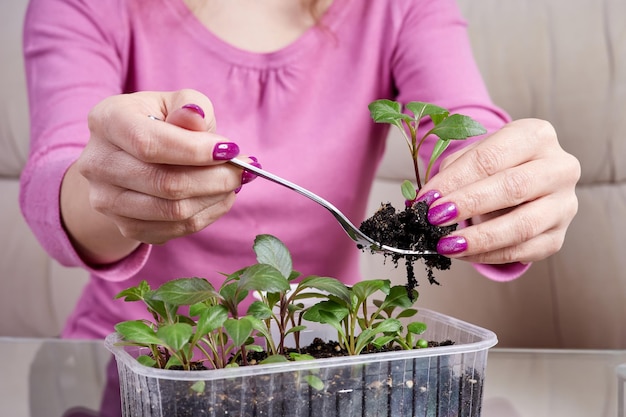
[21,0,524,339]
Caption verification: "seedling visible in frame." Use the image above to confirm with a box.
[368,99,486,201]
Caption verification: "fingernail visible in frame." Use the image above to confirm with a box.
[437,236,468,255]
[416,190,442,207]
[182,103,205,119]
[234,186,242,194]
[241,157,261,185]
[428,202,458,225]
[213,142,240,160]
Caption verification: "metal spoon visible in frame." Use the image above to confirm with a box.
[228,158,437,257]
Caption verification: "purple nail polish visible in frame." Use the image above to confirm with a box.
[437,236,468,255]
[241,158,261,185]
[428,202,458,225]
[182,103,205,119]
[213,142,240,160]
[416,190,442,207]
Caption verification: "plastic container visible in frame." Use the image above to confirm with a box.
[105,309,497,417]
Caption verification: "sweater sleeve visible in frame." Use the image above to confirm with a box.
[20,0,150,281]
[391,0,529,281]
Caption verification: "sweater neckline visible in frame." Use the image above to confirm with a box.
[165,0,350,69]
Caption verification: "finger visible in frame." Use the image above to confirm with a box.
[91,182,235,222]
[91,92,233,166]
[453,229,565,264]
[427,157,562,226]
[437,192,575,260]
[423,119,554,197]
[104,196,237,244]
[85,153,241,200]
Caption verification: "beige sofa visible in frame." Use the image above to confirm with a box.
[2,0,624,348]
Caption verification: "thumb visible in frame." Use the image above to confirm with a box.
[165,103,213,132]
[162,89,216,132]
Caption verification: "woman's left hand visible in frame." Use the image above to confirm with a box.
[416,118,581,264]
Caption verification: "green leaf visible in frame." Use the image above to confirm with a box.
[238,264,291,293]
[247,300,273,320]
[285,325,307,336]
[368,99,410,127]
[429,114,487,141]
[405,102,449,124]
[302,301,349,324]
[115,280,151,301]
[400,180,417,201]
[371,335,395,349]
[245,316,273,344]
[114,321,163,346]
[352,280,390,304]
[190,381,205,393]
[224,317,254,347]
[427,139,452,176]
[260,354,290,364]
[396,308,419,319]
[156,323,193,351]
[289,352,315,361]
[304,375,325,391]
[379,285,416,311]
[374,318,403,334]
[152,278,220,307]
[194,305,229,339]
[407,321,428,335]
[297,276,351,304]
[136,355,157,367]
[253,234,293,279]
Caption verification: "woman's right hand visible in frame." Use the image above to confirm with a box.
[60,90,257,265]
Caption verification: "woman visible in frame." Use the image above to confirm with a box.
[20,0,580,339]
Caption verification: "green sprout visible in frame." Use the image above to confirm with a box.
[368,99,487,200]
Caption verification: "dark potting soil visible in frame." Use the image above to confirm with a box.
[242,337,456,365]
[359,201,457,293]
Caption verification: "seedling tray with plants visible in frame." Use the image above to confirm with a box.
[106,234,497,417]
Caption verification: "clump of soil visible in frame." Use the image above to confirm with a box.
[359,201,457,293]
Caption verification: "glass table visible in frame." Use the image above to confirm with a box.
[1,337,624,417]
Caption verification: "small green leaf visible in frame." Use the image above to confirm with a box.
[374,318,403,334]
[407,321,428,335]
[260,354,290,364]
[371,335,395,349]
[136,355,157,367]
[224,317,254,347]
[400,180,417,201]
[429,114,487,141]
[190,381,205,393]
[152,278,220,306]
[253,234,293,278]
[238,264,291,293]
[247,300,273,320]
[304,375,325,391]
[114,321,162,346]
[297,276,351,303]
[368,99,406,126]
[405,101,449,124]
[285,325,307,336]
[289,352,315,361]
[115,280,151,301]
[352,280,390,304]
[396,308,419,319]
[157,323,193,351]
[194,305,229,339]
[379,285,415,311]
